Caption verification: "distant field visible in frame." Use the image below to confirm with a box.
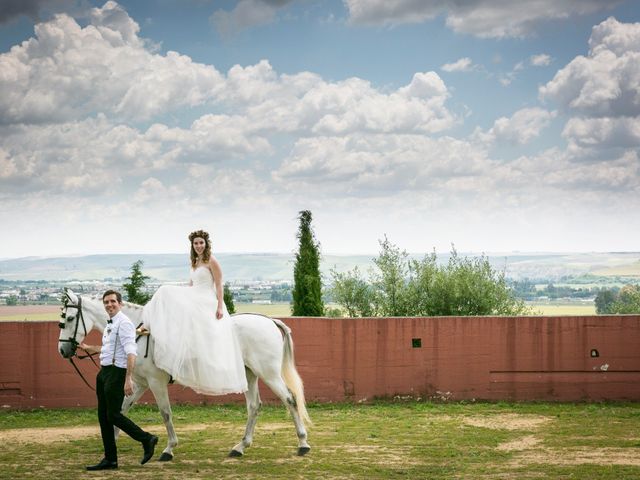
[0,305,59,321]
[0,302,600,321]
[592,260,640,276]
[0,303,293,321]
[527,302,596,315]
[234,303,292,316]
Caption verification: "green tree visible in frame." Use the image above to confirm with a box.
[224,282,236,314]
[292,210,324,316]
[595,289,617,314]
[611,285,640,314]
[371,237,410,316]
[330,267,375,317]
[122,260,152,305]
[5,295,18,306]
[332,238,530,317]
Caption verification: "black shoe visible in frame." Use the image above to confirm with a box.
[86,458,118,471]
[141,435,158,464]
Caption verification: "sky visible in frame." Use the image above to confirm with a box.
[0,0,639,258]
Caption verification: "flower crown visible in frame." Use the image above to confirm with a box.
[188,230,210,243]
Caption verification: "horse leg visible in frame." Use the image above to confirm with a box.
[229,368,260,457]
[114,379,148,441]
[262,375,310,456]
[147,375,178,461]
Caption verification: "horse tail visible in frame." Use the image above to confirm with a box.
[272,318,312,427]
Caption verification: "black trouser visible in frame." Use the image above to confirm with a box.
[96,365,150,462]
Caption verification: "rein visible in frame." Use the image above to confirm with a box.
[59,292,152,391]
[59,295,98,391]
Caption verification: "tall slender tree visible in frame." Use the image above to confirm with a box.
[122,260,152,305]
[292,210,324,316]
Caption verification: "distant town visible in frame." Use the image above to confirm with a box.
[0,278,292,306]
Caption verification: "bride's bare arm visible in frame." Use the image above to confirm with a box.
[209,257,225,319]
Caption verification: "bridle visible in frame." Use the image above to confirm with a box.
[58,292,99,390]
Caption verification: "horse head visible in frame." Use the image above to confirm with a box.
[58,288,97,358]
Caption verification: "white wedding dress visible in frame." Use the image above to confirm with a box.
[142,266,248,396]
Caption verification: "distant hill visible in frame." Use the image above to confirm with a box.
[591,259,640,277]
[0,252,638,282]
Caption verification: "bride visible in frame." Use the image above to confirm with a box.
[141,230,248,395]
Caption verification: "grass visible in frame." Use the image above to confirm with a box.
[1,401,639,479]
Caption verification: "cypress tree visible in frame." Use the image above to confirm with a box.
[292,210,324,316]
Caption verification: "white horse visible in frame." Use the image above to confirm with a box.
[57,288,311,460]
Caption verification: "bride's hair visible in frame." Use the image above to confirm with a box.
[189,229,211,268]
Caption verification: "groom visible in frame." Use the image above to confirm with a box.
[80,289,158,470]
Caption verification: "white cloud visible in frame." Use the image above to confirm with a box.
[441,57,474,72]
[563,116,640,151]
[0,2,225,124]
[540,17,640,118]
[530,54,551,66]
[221,63,456,135]
[273,134,489,197]
[345,0,619,38]
[0,3,458,138]
[0,114,272,197]
[478,107,557,145]
[540,16,640,161]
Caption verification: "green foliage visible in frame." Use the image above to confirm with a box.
[323,306,343,317]
[122,260,152,305]
[614,285,640,313]
[595,285,640,314]
[292,210,324,316]
[371,237,411,316]
[223,282,235,314]
[332,238,530,317]
[5,295,18,306]
[595,289,618,313]
[330,266,375,317]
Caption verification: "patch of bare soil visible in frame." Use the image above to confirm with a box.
[510,447,640,466]
[496,435,541,452]
[255,422,291,431]
[463,414,552,431]
[0,423,211,444]
[320,444,423,467]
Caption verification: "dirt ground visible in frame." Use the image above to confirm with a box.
[0,423,212,444]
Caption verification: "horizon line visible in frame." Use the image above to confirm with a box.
[2,250,639,262]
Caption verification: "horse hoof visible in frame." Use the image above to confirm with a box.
[228,449,243,458]
[297,447,311,456]
[159,452,173,462]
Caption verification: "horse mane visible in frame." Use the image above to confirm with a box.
[83,294,144,310]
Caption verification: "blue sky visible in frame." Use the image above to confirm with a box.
[0,0,638,258]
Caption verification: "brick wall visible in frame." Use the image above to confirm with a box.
[1,315,639,409]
